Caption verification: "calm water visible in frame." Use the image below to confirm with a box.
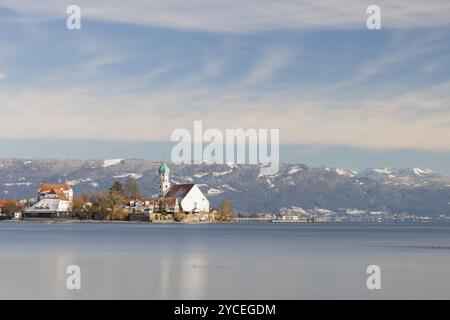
[0,222,449,299]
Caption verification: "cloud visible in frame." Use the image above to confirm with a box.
[1,70,450,151]
[0,2,449,152]
[241,48,290,85]
[79,53,124,71]
[0,73,6,80]
[1,0,450,32]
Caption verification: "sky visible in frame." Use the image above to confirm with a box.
[0,1,450,173]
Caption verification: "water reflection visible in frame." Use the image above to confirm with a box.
[0,222,450,299]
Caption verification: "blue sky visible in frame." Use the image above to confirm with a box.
[0,1,450,173]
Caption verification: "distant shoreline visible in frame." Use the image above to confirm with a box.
[0,219,444,225]
[0,219,232,224]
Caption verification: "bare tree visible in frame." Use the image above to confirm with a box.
[218,199,235,222]
[123,177,143,199]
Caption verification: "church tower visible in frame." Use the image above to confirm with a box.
[158,162,170,198]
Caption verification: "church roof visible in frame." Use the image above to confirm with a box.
[164,184,195,199]
[159,197,178,207]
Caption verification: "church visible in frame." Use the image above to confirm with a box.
[156,162,210,214]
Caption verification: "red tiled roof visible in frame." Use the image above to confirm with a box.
[47,188,69,201]
[38,183,71,201]
[38,183,71,193]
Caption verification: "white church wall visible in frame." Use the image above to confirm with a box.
[181,185,210,213]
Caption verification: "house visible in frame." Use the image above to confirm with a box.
[156,162,209,214]
[155,197,179,213]
[125,198,155,214]
[24,183,73,218]
[125,198,154,222]
[38,183,73,201]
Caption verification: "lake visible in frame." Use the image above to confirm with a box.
[0,222,449,299]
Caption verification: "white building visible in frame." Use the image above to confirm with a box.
[25,183,73,216]
[157,162,209,213]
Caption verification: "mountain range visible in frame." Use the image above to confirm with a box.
[0,158,449,216]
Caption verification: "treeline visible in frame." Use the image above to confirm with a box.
[73,178,142,221]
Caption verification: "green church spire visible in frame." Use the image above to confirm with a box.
[158,162,170,175]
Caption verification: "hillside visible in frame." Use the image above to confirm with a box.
[0,158,449,216]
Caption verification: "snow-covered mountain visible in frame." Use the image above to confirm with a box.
[0,158,449,216]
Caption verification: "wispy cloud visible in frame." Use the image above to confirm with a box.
[1,0,450,32]
[0,1,449,154]
[1,66,450,151]
[79,53,123,71]
[241,48,290,85]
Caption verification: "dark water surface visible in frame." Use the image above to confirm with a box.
[0,222,449,299]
